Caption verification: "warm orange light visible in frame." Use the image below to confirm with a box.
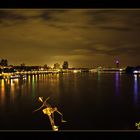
[38,97,43,102]
[0,79,5,105]
[74,70,78,73]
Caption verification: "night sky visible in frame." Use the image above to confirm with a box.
[0,9,140,68]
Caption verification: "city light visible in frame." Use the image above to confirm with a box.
[133,70,140,74]
[73,70,78,73]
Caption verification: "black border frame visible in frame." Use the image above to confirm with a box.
[0,0,140,8]
[0,0,140,139]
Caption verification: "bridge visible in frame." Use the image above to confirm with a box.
[0,70,61,79]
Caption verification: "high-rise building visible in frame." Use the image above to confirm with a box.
[62,61,68,69]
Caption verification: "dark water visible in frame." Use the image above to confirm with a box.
[0,72,140,130]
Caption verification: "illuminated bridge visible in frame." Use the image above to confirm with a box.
[0,70,61,79]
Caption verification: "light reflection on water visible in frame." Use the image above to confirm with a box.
[97,71,100,82]
[0,73,139,107]
[0,79,5,106]
[134,74,138,105]
[10,79,19,102]
[0,73,140,130]
[32,75,35,98]
[115,71,120,96]
[0,78,20,106]
[48,73,60,103]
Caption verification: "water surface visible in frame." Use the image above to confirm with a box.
[0,72,140,130]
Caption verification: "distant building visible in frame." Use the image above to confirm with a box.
[43,64,49,70]
[62,61,68,69]
[53,63,61,69]
[0,59,8,66]
[21,63,25,66]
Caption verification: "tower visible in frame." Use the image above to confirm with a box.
[116,60,119,68]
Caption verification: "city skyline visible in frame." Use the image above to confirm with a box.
[0,9,140,67]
